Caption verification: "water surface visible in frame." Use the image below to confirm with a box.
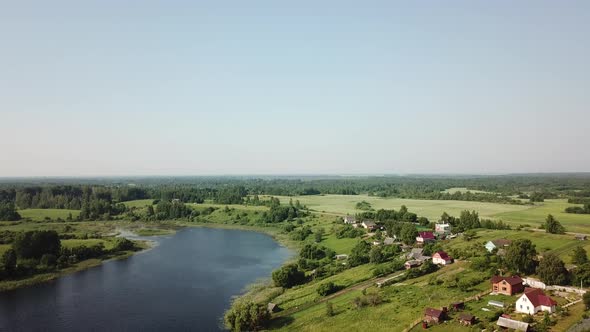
[0,227,291,332]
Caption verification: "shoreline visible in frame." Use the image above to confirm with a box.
[0,247,145,293]
[0,221,296,295]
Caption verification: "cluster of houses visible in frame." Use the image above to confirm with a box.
[343,215,378,231]
[423,275,558,331]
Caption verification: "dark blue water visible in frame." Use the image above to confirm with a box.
[0,227,291,332]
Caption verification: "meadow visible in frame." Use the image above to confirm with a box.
[275,195,590,234]
[19,209,80,221]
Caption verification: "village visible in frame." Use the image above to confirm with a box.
[341,215,587,331]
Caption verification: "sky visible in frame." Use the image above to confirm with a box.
[1,1,589,176]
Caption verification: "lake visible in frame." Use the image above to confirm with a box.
[0,227,291,331]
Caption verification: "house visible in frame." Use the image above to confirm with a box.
[334,254,348,260]
[416,231,435,244]
[424,307,446,324]
[343,215,357,224]
[432,251,453,265]
[496,316,529,331]
[488,300,505,308]
[576,234,587,241]
[405,260,422,269]
[458,313,475,326]
[406,248,424,260]
[435,222,451,234]
[383,237,395,245]
[361,220,377,231]
[491,275,524,295]
[515,287,557,315]
[485,239,512,253]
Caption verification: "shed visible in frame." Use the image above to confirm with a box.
[496,316,529,331]
[458,313,475,326]
[488,300,505,308]
[576,234,587,241]
[451,302,464,311]
[267,303,280,313]
[424,307,445,324]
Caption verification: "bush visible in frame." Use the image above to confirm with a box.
[40,254,57,267]
[224,300,269,331]
[113,238,135,252]
[317,282,341,296]
[326,302,334,317]
[272,264,306,288]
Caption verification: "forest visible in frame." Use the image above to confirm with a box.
[1,174,590,222]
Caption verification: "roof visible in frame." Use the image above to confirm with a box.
[458,313,474,321]
[344,215,356,220]
[522,287,557,307]
[405,260,422,266]
[383,237,395,245]
[418,231,435,239]
[434,251,451,260]
[496,317,529,331]
[424,308,443,319]
[491,275,523,286]
[490,239,512,247]
[362,220,376,226]
[576,234,587,239]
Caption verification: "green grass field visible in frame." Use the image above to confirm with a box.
[275,195,590,234]
[442,229,584,263]
[271,262,490,332]
[17,209,80,221]
[121,199,154,208]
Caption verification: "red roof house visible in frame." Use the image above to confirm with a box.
[516,288,557,314]
[432,251,453,265]
[491,275,524,295]
[416,231,435,244]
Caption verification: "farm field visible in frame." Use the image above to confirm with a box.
[275,195,590,234]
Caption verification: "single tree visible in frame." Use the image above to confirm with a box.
[1,248,17,272]
[572,246,588,265]
[272,264,305,288]
[224,300,270,331]
[349,241,371,267]
[545,214,565,234]
[537,253,569,285]
[400,223,418,245]
[504,239,537,274]
[369,246,384,264]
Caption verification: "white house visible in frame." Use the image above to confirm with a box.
[435,222,451,234]
[361,220,377,231]
[515,288,557,315]
[343,215,356,224]
[432,251,453,265]
[485,239,512,253]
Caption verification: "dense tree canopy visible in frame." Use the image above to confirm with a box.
[12,230,61,259]
[505,239,537,274]
[272,264,305,288]
[537,253,569,285]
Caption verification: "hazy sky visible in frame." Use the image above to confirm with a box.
[1,1,589,176]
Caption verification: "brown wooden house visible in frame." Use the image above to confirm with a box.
[458,313,475,326]
[491,275,524,295]
[424,307,446,324]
